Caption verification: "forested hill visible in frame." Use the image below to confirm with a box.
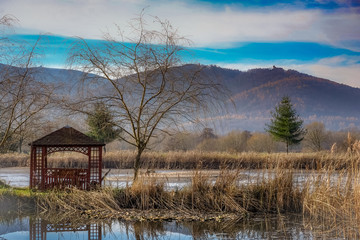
[197,65,360,131]
[2,63,359,131]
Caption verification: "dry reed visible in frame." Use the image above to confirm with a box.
[1,151,359,170]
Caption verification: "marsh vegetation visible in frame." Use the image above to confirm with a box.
[1,151,359,238]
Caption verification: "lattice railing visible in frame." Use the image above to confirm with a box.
[30,218,100,240]
[44,168,88,190]
[47,146,88,155]
[89,147,101,186]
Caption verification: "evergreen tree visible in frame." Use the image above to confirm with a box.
[266,96,305,153]
[86,102,121,150]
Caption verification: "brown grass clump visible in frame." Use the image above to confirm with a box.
[115,175,170,210]
[241,168,304,214]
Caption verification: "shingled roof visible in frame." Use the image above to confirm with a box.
[29,126,105,146]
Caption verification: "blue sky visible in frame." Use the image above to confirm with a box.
[1,0,360,87]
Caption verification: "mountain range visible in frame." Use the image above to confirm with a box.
[2,64,359,132]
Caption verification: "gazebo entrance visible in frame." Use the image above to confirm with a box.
[29,126,105,190]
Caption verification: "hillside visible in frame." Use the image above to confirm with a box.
[199,65,360,131]
[1,64,359,131]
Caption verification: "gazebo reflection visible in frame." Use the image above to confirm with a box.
[29,218,101,240]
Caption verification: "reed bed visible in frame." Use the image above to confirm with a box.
[0,153,28,167]
[1,150,360,170]
[34,156,360,237]
[1,152,359,237]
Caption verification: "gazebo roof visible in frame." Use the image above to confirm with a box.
[29,126,105,146]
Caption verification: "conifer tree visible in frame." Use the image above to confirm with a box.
[86,102,121,151]
[266,96,305,153]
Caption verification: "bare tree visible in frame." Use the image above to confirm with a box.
[0,15,16,27]
[68,13,223,180]
[0,16,54,151]
[303,122,329,152]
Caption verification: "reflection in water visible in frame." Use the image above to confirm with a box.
[29,218,101,240]
[0,214,358,239]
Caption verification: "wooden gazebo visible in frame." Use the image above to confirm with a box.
[29,126,105,190]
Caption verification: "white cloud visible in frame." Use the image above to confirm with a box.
[2,0,359,87]
[1,0,359,49]
[293,62,360,88]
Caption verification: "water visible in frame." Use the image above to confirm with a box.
[0,214,345,239]
[0,167,331,190]
[0,168,356,239]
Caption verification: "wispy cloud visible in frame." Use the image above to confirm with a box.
[2,0,359,50]
[1,0,359,88]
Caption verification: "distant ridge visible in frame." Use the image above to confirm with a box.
[196,65,360,131]
[1,63,359,131]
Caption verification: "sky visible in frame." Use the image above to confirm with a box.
[1,0,360,88]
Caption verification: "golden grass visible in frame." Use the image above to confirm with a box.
[301,158,360,237]
[0,153,28,167]
[1,150,359,170]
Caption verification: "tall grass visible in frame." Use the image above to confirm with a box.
[37,168,304,217]
[1,150,359,170]
[0,153,28,167]
[301,157,360,237]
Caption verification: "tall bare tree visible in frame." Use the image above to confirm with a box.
[304,122,329,152]
[68,13,223,180]
[0,15,53,151]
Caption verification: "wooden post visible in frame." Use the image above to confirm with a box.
[87,146,91,190]
[99,146,102,186]
[30,146,34,189]
[41,147,46,190]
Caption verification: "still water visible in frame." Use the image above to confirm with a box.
[0,214,349,239]
[0,167,320,190]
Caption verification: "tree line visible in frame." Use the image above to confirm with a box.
[161,123,360,154]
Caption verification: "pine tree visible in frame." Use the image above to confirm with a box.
[266,96,305,153]
[86,102,121,151]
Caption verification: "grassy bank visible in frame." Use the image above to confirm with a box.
[0,180,36,218]
[1,151,359,170]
